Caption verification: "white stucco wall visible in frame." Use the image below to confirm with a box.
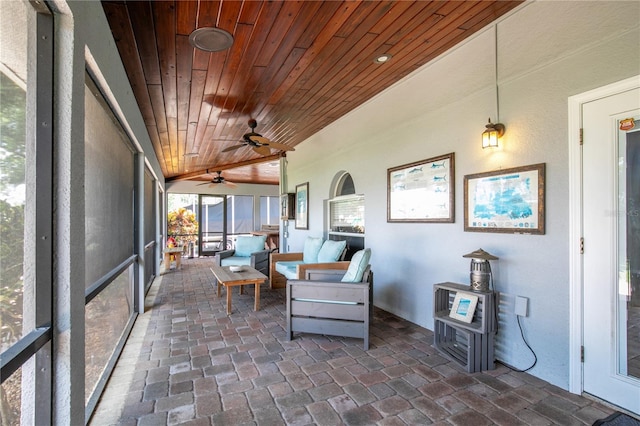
[284,1,640,389]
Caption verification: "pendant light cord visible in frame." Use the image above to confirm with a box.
[494,25,500,123]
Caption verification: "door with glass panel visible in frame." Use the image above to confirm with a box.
[583,83,640,414]
[199,195,229,256]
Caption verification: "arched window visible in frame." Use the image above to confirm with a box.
[328,172,364,259]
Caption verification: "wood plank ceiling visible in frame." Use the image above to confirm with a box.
[102,0,523,185]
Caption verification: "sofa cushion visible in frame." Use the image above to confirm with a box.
[302,237,324,263]
[234,235,267,257]
[275,260,305,279]
[317,240,347,263]
[221,256,252,267]
[341,248,371,282]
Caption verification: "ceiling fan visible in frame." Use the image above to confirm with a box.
[197,170,237,188]
[222,119,295,156]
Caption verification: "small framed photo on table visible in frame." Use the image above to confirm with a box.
[449,292,479,323]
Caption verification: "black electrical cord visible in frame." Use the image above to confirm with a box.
[488,262,538,373]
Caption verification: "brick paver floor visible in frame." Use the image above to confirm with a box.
[90,258,623,425]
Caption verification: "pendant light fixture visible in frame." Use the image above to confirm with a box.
[483,25,505,149]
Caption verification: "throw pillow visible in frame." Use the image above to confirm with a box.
[341,248,371,282]
[317,240,347,263]
[234,235,267,257]
[302,237,324,263]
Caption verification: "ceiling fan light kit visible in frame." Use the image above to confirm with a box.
[189,27,234,52]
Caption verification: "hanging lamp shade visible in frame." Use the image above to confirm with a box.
[482,118,505,148]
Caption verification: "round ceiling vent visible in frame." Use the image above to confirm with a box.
[189,27,234,52]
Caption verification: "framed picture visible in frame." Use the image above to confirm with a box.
[464,163,545,234]
[295,182,309,229]
[449,292,479,323]
[387,152,455,223]
[280,193,295,220]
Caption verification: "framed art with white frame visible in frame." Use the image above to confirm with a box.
[449,292,479,323]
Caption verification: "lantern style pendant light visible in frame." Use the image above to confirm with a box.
[483,26,505,148]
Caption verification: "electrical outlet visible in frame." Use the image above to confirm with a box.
[515,296,528,317]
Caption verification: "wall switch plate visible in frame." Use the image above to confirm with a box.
[515,296,528,317]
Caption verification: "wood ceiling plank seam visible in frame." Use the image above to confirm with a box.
[146,124,168,176]
[176,34,193,133]
[197,50,230,153]
[375,2,443,47]
[125,1,162,85]
[264,0,363,104]
[175,0,197,35]
[148,84,168,134]
[258,1,320,69]
[186,69,207,151]
[297,31,381,106]
[333,0,386,39]
[324,2,477,100]
[237,0,264,25]
[192,49,211,71]
[295,1,343,49]
[366,0,416,36]
[212,9,281,133]
[152,1,180,174]
[217,0,243,34]
[195,0,221,28]
[167,118,180,170]
[253,0,306,68]
[159,131,173,175]
[153,1,178,120]
[342,11,467,99]
[208,23,254,127]
[295,1,394,93]
[252,46,306,114]
[101,3,157,127]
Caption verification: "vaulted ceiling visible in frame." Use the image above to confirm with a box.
[102,0,523,185]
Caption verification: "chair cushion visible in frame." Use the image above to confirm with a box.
[234,235,267,257]
[317,240,347,263]
[302,237,324,263]
[341,248,371,282]
[275,260,305,279]
[221,256,252,267]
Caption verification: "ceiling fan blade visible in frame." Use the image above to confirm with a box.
[222,180,237,188]
[249,135,270,145]
[264,141,295,151]
[253,145,271,156]
[196,181,210,186]
[221,144,245,153]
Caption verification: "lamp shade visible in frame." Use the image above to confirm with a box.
[482,119,505,148]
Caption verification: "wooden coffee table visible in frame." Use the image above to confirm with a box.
[210,264,268,314]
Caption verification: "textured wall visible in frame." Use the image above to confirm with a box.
[284,1,640,389]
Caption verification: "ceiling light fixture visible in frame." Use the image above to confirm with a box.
[483,26,505,149]
[374,53,392,64]
[189,27,234,52]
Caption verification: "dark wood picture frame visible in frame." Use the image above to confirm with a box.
[464,163,545,234]
[387,152,455,223]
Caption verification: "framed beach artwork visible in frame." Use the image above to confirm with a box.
[387,152,455,223]
[464,163,545,234]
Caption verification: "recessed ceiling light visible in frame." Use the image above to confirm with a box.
[374,53,392,64]
[189,27,234,52]
[183,152,199,158]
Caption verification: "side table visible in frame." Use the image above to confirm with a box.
[433,282,497,372]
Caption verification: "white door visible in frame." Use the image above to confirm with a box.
[583,84,640,414]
